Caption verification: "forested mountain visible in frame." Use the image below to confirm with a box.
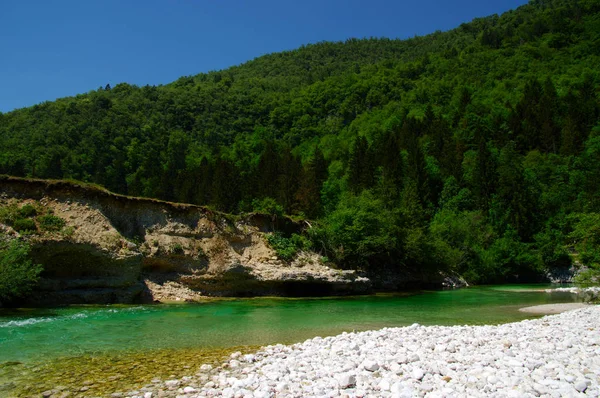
[1,0,599,283]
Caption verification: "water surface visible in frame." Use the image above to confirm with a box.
[0,285,577,363]
[0,285,578,396]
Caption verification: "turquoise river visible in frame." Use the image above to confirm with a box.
[0,285,580,396]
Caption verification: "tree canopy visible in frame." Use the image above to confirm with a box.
[1,0,599,283]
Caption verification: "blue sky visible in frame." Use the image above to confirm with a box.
[0,0,528,113]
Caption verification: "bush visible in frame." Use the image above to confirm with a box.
[38,214,66,231]
[569,213,600,285]
[267,232,311,262]
[309,191,399,266]
[12,218,37,233]
[0,203,20,224]
[18,204,38,218]
[251,198,284,217]
[0,240,43,303]
[169,243,185,254]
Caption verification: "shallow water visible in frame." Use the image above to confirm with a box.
[0,285,578,396]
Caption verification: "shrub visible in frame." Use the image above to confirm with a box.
[0,240,43,303]
[267,232,311,262]
[12,218,37,233]
[0,203,20,224]
[251,198,284,217]
[309,191,399,266]
[38,214,66,231]
[61,226,75,238]
[569,213,600,285]
[18,204,38,218]
[170,243,185,254]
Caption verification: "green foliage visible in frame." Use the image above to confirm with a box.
[569,213,600,284]
[169,243,185,255]
[0,240,43,303]
[251,198,284,217]
[310,191,399,267]
[1,0,600,283]
[12,218,37,233]
[37,214,66,232]
[0,201,67,235]
[0,202,20,224]
[18,204,37,218]
[266,232,311,262]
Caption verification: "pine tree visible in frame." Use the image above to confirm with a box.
[497,141,537,240]
[211,159,240,212]
[295,147,328,218]
[473,130,497,211]
[256,140,280,199]
[347,136,373,193]
[277,146,301,213]
[378,131,403,203]
[539,78,560,153]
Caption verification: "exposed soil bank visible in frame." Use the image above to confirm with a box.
[1,177,379,305]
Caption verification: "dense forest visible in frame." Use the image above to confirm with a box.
[1,0,599,284]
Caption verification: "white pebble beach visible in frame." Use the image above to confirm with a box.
[143,305,600,398]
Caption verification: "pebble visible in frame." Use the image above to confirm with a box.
[144,307,600,397]
[363,359,379,372]
[338,374,356,389]
[575,380,588,392]
[412,368,425,380]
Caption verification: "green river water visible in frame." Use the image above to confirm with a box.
[0,285,579,396]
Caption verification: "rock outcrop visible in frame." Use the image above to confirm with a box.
[0,176,370,305]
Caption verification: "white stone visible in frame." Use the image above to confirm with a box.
[396,354,408,364]
[379,379,391,391]
[408,353,420,363]
[275,382,289,392]
[183,386,197,394]
[363,359,379,372]
[487,375,498,384]
[338,374,356,389]
[412,368,425,380]
[141,307,600,398]
[575,380,588,392]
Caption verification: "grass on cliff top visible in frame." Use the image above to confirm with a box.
[0,175,304,233]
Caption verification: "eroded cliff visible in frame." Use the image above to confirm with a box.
[0,176,370,305]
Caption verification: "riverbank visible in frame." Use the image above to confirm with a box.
[519,302,589,314]
[144,306,599,397]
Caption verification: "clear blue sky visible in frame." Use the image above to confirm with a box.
[0,0,528,113]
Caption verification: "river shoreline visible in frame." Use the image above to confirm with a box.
[143,306,599,398]
[1,286,593,397]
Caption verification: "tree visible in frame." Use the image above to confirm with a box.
[0,240,42,304]
[347,136,374,193]
[496,141,538,240]
[295,147,328,218]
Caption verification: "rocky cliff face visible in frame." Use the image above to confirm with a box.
[0,177,370,305]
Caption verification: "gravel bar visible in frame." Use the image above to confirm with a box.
[141,306,599,398]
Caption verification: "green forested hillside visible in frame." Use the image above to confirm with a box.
[1,0,599,283]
